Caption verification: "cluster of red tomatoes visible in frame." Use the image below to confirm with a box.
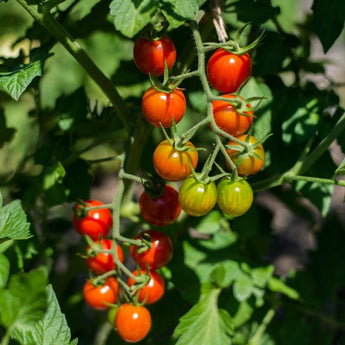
[73,200,173,343]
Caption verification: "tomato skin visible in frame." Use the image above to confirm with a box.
[139,185,181,226]
[226,135,265,176]
[217,178,253,217]
[86,239,124,274]
[130,230,173,269]
[178,176,217,217]
[153,140,198,181]
[73,200,112,240]
[133,36,176,76]
[115,303,151,343]
[142,86,186,128]
[207,49,252,93]
[127,268,165,304]
[211,94,253,137]
[83,277,118,310]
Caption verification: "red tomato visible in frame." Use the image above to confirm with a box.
[217,178,253,217]
[142,86,186,127]
[73,200,112,240]
[130,230,173,269]
[211,94,253,137]
[86,239,124,274]
[153,140,198,181]
[207,49,251,93]
[133,36,176,76]
[83,277,118,310]
[127,268,165,305]
[115,303,151,343]
[226,135,265,176]
[178,176,217,217]
[139,184,181,226]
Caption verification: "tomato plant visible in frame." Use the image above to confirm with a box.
[142,86,186,127]
[178,176,218,217]
[211,94,253,137]
[133,36,176,76]
[217,178,254,217]
[127,268,165,304]
[226,135,265,176]
[85,239,124,274]
[207,49,252,93]
[139,184,181,226]
[130,230,173,269]
[72,200,112,240]
[153,139,199,181]
[115,303,152,343]
[82,277,118,310]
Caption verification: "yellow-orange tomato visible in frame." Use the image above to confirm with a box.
[226,135,265,176]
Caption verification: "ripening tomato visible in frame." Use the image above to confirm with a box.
[225,135,265,176]
[139,184,181,226]
[133,36,176,76]
[130,230,173,269]
[217,178,253,217]
[178,175,217,217]
[73,200,112,240]
[211,94,253,137]
[142,86,186,127]
[86,239,124,274]
[115,303,151,343]
[127,268,165,304]
[153,140,198,181]
[207,49,252,93]
[83,277,118,310]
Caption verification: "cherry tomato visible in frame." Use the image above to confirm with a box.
[133,36,176,76]
[217,178,253,217]
[130,230,173,269]
[211,94,253,137]
[73,200,112,240]
[207,49,252,93]
[153,140,198,181]
[83,277,118,310]
[225,135,265,176]
[127,268,165,305]
[139,184,181,226]
[115,303,151,343]
[86,239,124,274]
[142,86,186,128]
[178,176,217,217]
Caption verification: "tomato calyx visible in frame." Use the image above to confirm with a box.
[141,175,166,199]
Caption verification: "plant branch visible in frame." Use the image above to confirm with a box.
[248,308,275,345]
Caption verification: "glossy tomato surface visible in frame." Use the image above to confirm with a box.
[226,135,265,176]
[217,178,253,217]
[115,303,151,343]
[86,239,123,274]
[142,86,186,127]
[127,268,165,305]
[130,230,173,269]
[153,140,198,181]
[83,277,118,310]
[207,49,251,93]
[133,36,176,76]
[211,94,253,137]
[178,176,217,217]
[139,184,181,226]
[72,200,112,240]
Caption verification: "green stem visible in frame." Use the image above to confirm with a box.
[248,308,275,345]
[1,328,11,345]
[93,322,113,345]
[284,174,345,187]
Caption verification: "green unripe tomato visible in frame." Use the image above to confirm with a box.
[217,178,253,217]
[107,306,119,326]
[178,176,217,217]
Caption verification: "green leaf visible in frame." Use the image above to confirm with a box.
[109,0,158,38]
[233,273,254,302]
[0,60,42,100]
[194,210,222,234]
[0,199,31,240]
[235,0,280,24]
[12,285,77,345]
[0,254,10,288]
[268,277,299,300]
[232,300,254,328]
[173,289,234,345]
[251,265,274,288]
[0,267,48,330]
[43,162,66,191]
[334,158,345,177]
